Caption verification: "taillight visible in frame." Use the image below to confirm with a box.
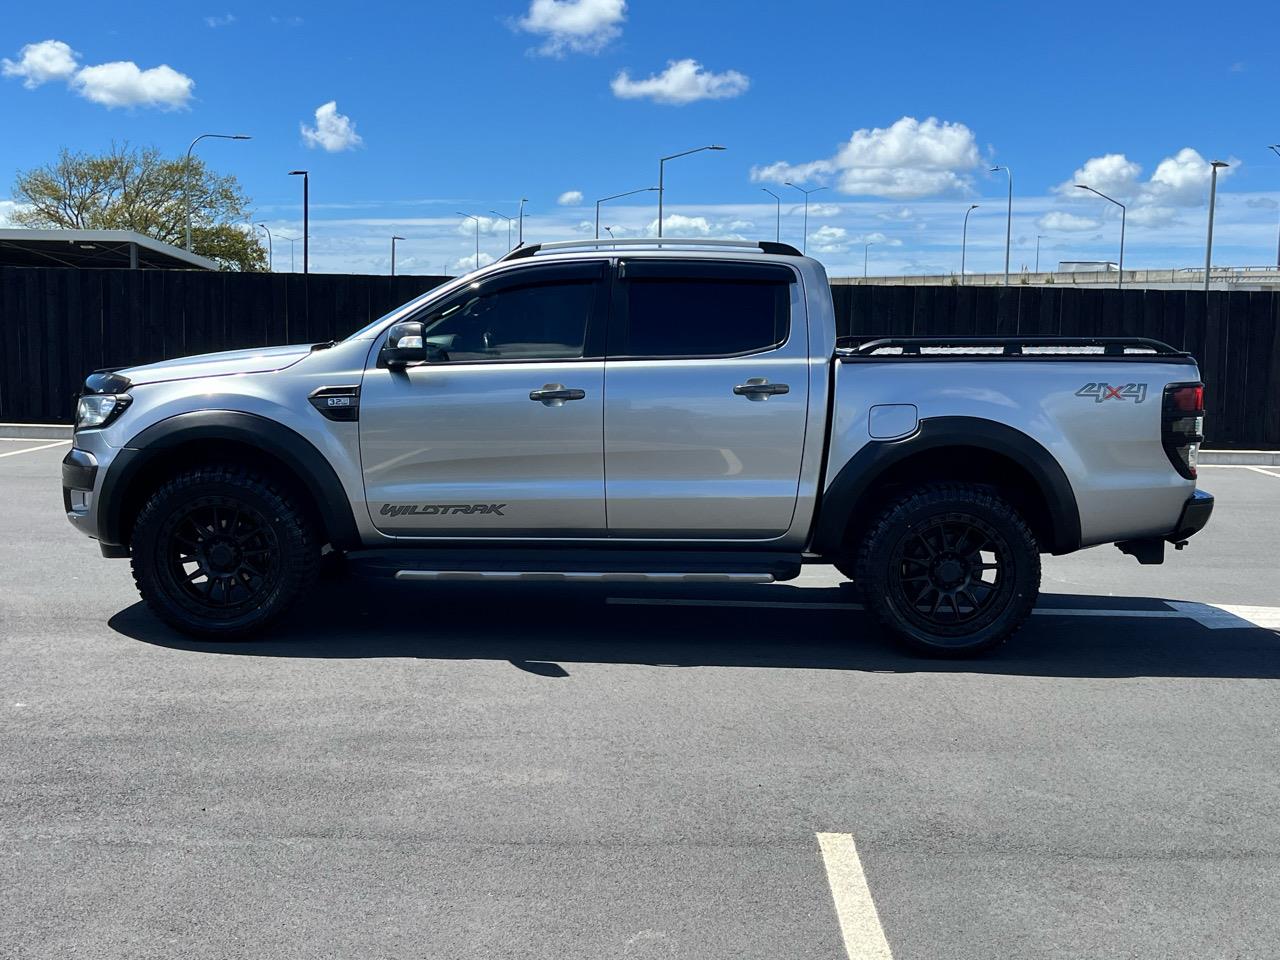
[1162,382,1205,479]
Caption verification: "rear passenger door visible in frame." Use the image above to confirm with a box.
[603,259,809,539]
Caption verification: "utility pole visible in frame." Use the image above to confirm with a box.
[289,170,309,274]
[761,187,781,242]
[990,165,1012,285]
[1204,160,1229,292]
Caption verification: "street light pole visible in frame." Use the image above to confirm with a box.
[458,212,481,272]
[289,170,309,274]
[864,241,875,279]
[990,165,1012,286]
[1204,160,1229,292]
[594,187,658,240]
[277,234,299,273]
[1075,184,1126,289]
[657,145,726,238]
[255,222,273,271]
[518,197,528,245]
[761,187,781,242]
[961,204,979,279]
[489,211,514,251]
[185,133,251,251]
[391,235,405,276]
[784,182,828,254]
[1268,145,1280,268]
[1035,234,1044,273]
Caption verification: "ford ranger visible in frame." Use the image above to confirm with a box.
[62,238,1213,655]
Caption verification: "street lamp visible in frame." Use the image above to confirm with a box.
[518,198,528,245]
[185,133,251,251]
[489,211,514,251]
[391,235,405,276]
[1075,184,1126,289]
[784,182,828,254]
[289,170,309,274]
[457,212,481,272]
[761,187,781,243]
[255,222,273,272]
[864,241,875,279]
[961,204,979,279]
[604,225,617,248]
[1204,160,1229,292]
[277,233,299,272]
[1035,234,1045,273]
[657,145,726,237]
[595,187,658,240]
[1268,145,1280,268]
[990,165,1013,286]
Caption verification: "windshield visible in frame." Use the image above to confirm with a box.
[342,274,476,341]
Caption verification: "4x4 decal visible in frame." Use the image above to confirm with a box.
[380,503,507,518]
[1076,382,1148,404]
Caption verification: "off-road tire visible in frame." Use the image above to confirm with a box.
[854,483,1040,656]
[130,465,319,639]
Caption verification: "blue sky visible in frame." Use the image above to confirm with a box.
[3,0,1278,276]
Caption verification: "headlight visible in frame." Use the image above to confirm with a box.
[75,394,131,430]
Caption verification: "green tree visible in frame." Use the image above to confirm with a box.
[11,143,267,272]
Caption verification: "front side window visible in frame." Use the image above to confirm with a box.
[621,264,793,358]
[416,277,598,362]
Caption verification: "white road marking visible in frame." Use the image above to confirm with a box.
[1245,466,1280,479]
[1199,464,1280,475]
[0,440,69,458]
[816,832,894,960]
[605,596,1280,631]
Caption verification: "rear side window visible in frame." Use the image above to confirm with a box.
[620,261,793,358]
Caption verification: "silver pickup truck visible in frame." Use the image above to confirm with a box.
[62,238,1213,655]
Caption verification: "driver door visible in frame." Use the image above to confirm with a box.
[360,260,609,538]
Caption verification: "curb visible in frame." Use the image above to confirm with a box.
[1199,450,1280,466]
[0,423,73,440]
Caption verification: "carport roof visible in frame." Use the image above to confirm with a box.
[0,229,218,271]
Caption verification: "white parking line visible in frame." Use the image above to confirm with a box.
[0,440,69,458]
[816,832,894,960]
[606,597,1280,630]
[1246,466,1280,479]
[1200,464,1280,477]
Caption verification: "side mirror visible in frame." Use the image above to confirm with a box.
[382,321,427,368]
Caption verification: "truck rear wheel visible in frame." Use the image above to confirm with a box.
[854,483,1040,656]
[130,465,319,639]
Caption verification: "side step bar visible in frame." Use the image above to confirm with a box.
[347,548,802,584]
[394,570,776,583]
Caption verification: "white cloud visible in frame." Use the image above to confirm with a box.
[204,13,236,27]
[455,215,507,237]
[451,252,496,273]
[611,59,749,105]
[1058,153,1142,198]
[517,0,626,56]
[1247,196,1279,210]
[809,225,848,252]
[301,101,362,152]
[557,190,583,206]
[643,214,712,237]
[2,39,80,88]
[1127,205,1180,228]
[876,205,914,221]
[1148,147,1235,204]
[751,117,982,199]
[1037,211,1101,232]
[806,203,842,218]
[72,61,193,109]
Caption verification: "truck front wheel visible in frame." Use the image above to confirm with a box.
[130,465,319,638]
[854,483,1040,656]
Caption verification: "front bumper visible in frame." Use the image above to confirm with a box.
[1168,488,1214,544]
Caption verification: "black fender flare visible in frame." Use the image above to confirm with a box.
[98,410,361,549]
[809,416,1082,556]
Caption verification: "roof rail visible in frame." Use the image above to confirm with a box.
[842,336,1186,357]
[497,238,803,262]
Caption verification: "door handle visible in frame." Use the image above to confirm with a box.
[530,383,587,406]
[733,378,789,400]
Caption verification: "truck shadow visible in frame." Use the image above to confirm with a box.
[107,579,1280,680]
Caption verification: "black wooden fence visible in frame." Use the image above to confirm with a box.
[2,266,1277,448]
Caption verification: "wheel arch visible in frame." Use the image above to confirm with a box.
[810,416,1082,558]
[98,411,361,550]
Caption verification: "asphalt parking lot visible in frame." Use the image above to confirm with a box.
[2,437,1279,960]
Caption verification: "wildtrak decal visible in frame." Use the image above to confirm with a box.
[380,503,507,517]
